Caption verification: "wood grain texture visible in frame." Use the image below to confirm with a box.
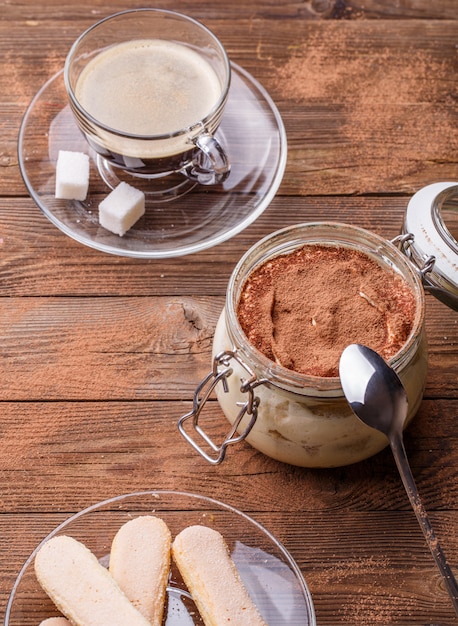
[0,294,456,398]
[3,18,458,196]
[3,0,458,20]
[1,2,458,625]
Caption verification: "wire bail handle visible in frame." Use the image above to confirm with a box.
[391,233,437,277]
[391,232,458,310]
[177,349,267,465]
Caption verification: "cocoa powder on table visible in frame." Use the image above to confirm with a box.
[237,244,416,377]
[271,25,458,193]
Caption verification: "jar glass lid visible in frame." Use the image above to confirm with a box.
[402,182,458,310]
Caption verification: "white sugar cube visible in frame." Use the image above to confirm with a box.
[55,150,90,201]
[98,181,145,237]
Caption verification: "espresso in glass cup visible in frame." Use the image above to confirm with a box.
[64,9,231,193]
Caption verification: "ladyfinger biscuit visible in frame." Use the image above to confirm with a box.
[34,535,150,626]
[172,525,267,626]
[109,515,171,625]
[39,619,70,626]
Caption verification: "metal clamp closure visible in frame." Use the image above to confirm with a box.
[391,232,437,277]
[177,349,266,465]
[391,232,415,250]
[391,233,458,310]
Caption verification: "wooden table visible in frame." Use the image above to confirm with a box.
[1,1,457,624]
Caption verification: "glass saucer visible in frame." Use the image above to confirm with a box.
[4,490,315,625]
[18,64,287,258]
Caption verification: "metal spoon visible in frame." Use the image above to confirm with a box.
[339,344,458,616]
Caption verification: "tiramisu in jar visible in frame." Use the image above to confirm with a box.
[180,222,427,468]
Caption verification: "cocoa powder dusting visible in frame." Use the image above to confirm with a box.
[237,245,416,377]
[272,25,458,192]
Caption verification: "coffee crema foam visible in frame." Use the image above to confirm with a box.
[75,39,222,137]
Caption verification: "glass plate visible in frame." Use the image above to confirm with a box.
[18,64,287,258]
[4,491,315,626]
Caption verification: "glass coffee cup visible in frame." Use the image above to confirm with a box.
[64,9,231,193]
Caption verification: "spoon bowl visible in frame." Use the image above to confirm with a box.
[339,344,408,438]
[339,344,458,616]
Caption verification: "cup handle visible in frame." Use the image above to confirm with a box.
[181,133,230,185]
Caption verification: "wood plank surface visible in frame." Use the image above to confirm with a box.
[1,1,457,625]
[0,293,456,399]
[3,19,458,196]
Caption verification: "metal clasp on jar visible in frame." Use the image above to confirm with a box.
[391,233,458,310]
[178,349,267,465]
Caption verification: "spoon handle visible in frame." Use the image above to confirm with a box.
[390,434,458,615]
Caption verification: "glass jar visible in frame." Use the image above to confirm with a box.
[179,222,428,468]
